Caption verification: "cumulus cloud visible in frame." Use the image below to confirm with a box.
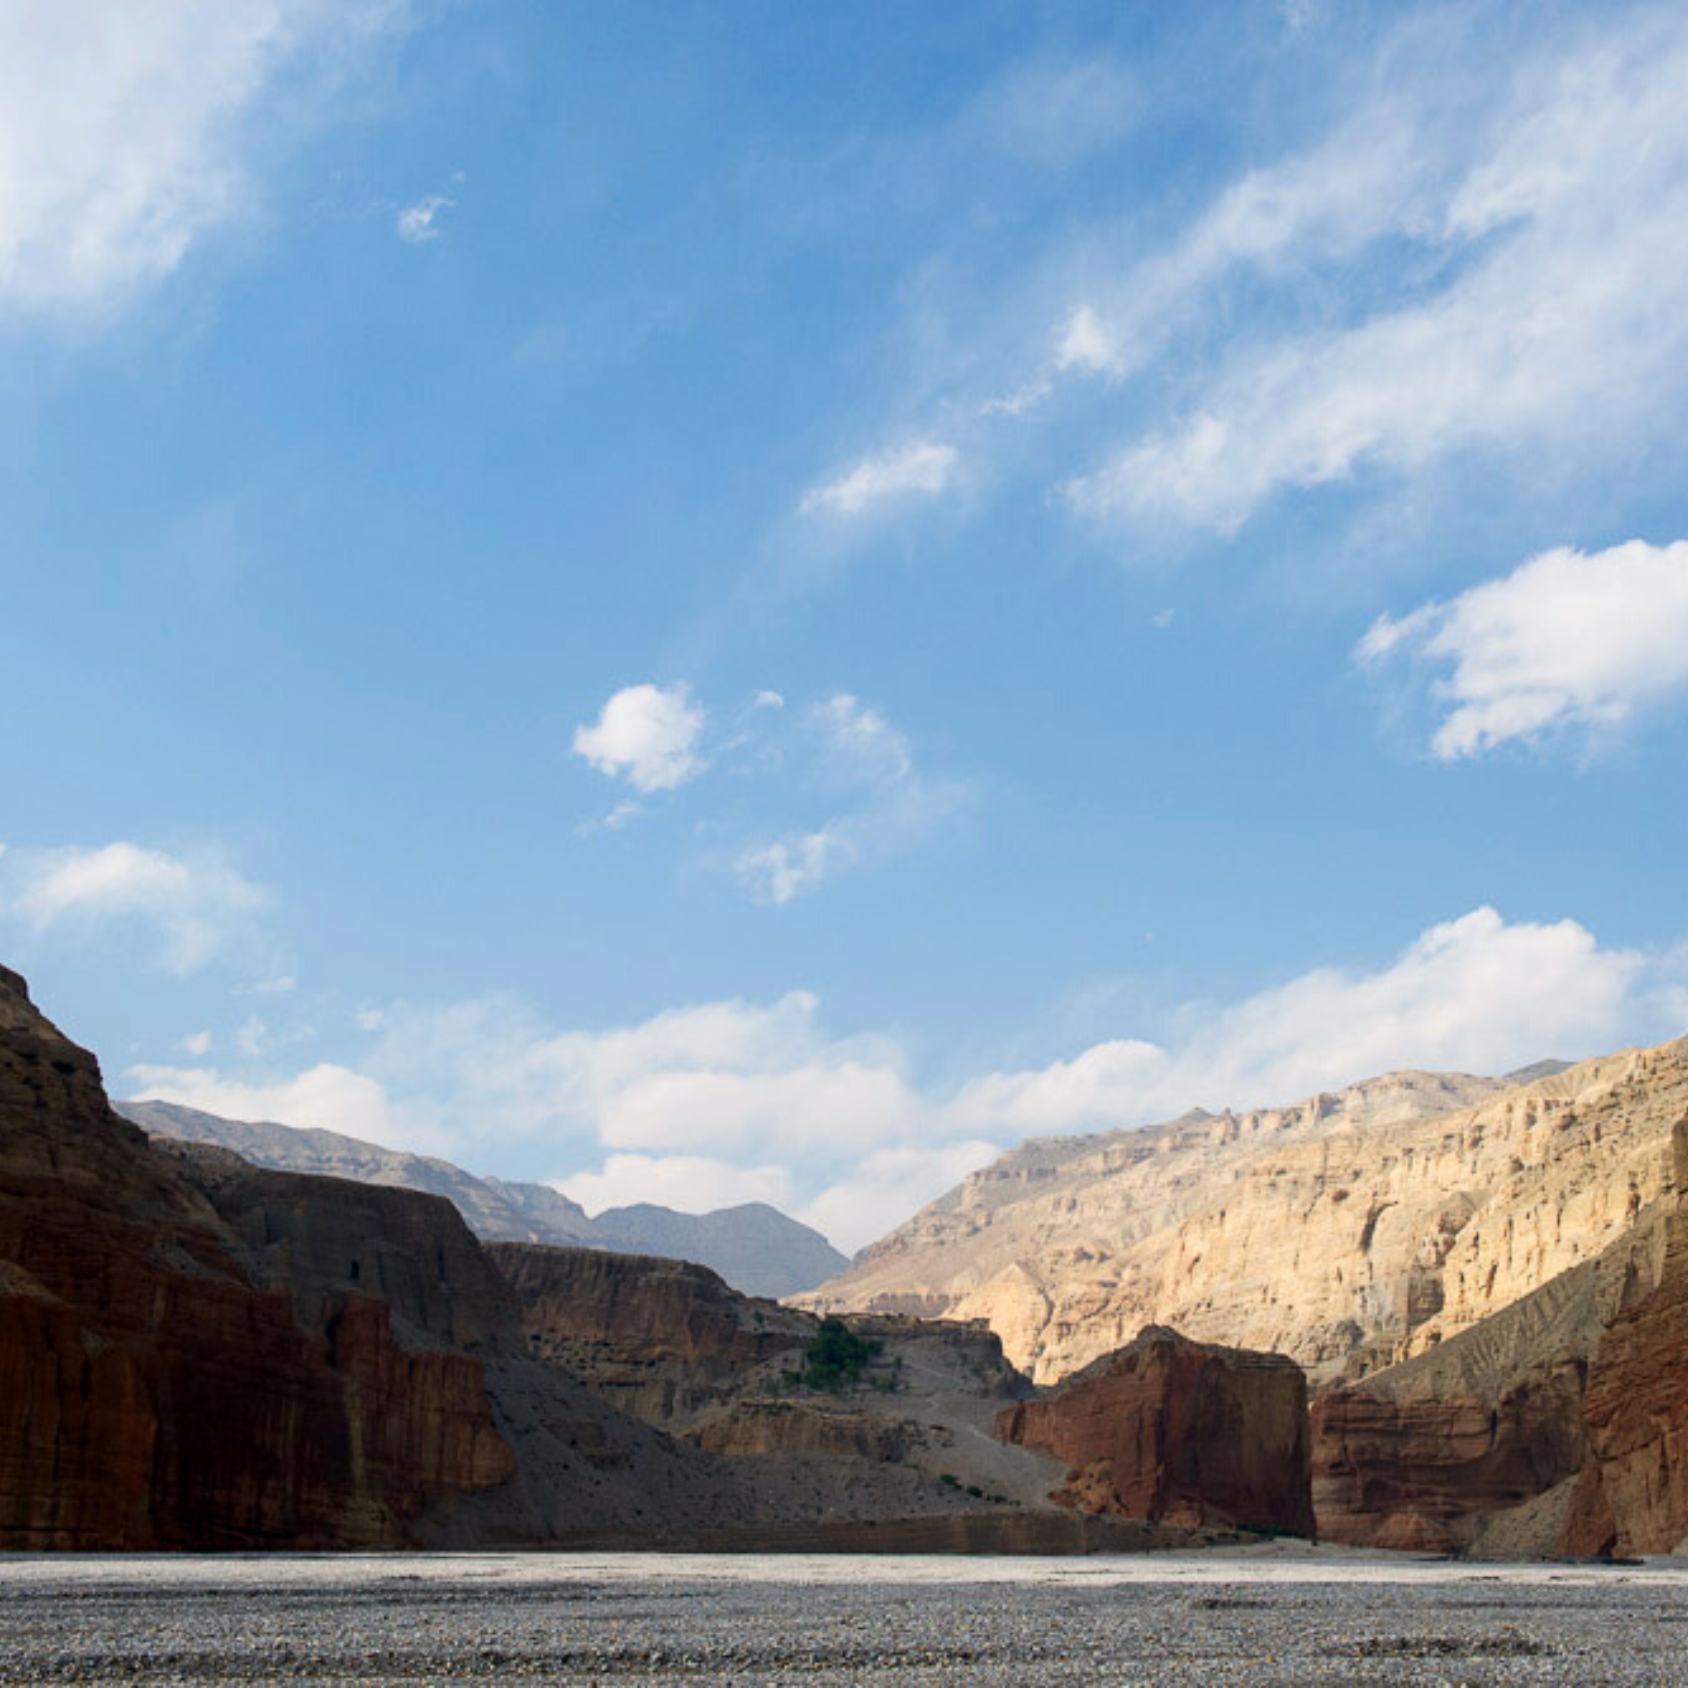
[1358,539,1688,759]
[800,441,958,518]
[573,683,705,792]
[120,906,1685,1255]
[950,908,1654,1134]
[556,1153,795,1218]
[395,193,451,244]
[0,840,271,974]
[0,0,406,317]
[125,1059,413,1150]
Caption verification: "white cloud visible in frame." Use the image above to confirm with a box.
[1358,539,1688,759]
[733,694,968,904]
[395,193,451,244]
[1064,15,1688,531]
[127,906,1683,1257]
[0,0,406,317]
[576,800,645,838]
[573,683,705,793]
[800,1140,1000,1254]
[182,1030,213,1057]
[800,441,958,518]
[736,828,855,905]
[814,693,913,782]
[601,1060,920,1156]
[0,840,270,974]
[556,1153,795,1218]
[125,1059,415,1151]
[1055,304,1125,377]
[950,908,1655,1133]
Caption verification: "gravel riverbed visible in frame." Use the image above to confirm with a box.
[3,1549,1687,1685]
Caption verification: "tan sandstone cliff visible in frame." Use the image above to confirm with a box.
[804,1043,1688,1385]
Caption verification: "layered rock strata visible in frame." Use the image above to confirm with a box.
[996,1326,1314,1535]
[1309,1200,1671,1553]
[0,965,514,1549]
[486,1242,811,1423]
[806,1043,1688,1386]
[1560,1120,1688,1557]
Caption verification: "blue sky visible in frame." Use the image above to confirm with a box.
[4,0,1688,1248]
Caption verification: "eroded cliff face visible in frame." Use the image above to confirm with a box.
[996,1326,1313,1536]
[805,1044,1688,1385]
[1312,1361,1588,1552]
[1560,1124,1688,1557]
[1307,1197,1671,1554]
[0,964,514,1548]
[487,1242,812,1424]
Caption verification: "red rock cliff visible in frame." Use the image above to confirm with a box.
[995,1325,1313,1535]
[1311,1360,1586,1552]
[0,965,513,1548]
[1560,1118,1688,1557]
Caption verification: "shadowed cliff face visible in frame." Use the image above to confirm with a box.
[486,1242,811,1424]
[996,1326,1314,1537]
[1559,1119,1688,1557]
[0,965,515,1549]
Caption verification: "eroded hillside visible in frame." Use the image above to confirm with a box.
[803,1043,1688,1384]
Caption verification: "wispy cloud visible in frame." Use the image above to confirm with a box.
[800,441,958,518]
[735,694,970,904]
[0,0,408,318]
[811,10,1688,561]
[736,828,856,906]
[1359,539,1688,759]
[395,193,452,244]
[1067,16,1688,531]
[0,840,272,975]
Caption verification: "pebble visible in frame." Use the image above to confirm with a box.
[0,1555,1682,1684]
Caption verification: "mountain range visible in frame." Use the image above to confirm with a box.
[11,962,1688,1558]
[116,1098,847,1299]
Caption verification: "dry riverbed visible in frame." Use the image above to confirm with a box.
[4,1545,1688,1684]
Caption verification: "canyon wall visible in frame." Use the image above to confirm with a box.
[1560,1123,1688,1557]
[0,965,515,1549]
[486,1241,811,1424]
[806,1044,1688,1386]
[997,1326,1313,1536]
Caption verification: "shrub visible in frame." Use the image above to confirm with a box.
[797,1317,883,1393]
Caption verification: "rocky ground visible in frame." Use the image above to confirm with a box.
[4,1550,1688,1685]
